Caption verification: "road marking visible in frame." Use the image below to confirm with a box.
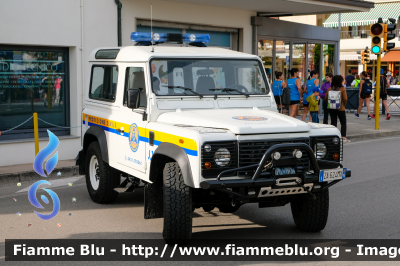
[16,176,83,193]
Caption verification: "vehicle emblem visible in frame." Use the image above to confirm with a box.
[129,123,140,152]
[232,116,268,121]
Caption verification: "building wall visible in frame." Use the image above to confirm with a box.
[280,15,317,26]
[120,0,256,53]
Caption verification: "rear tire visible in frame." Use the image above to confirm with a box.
[290,188,329,232]
[85,141,119,204]
[162,162,192,244]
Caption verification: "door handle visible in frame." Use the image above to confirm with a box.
[117,127,124,134]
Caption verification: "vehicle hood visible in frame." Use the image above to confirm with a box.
[157,109,310,134]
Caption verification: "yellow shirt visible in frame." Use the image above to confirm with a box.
[306,94,319,112]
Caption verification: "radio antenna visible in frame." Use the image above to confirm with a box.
[151,3,154,52]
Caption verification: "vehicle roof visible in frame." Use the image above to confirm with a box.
[89,46,260,62]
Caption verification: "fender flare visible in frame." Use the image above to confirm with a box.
[83,125,109,163]
[151,142,195,187]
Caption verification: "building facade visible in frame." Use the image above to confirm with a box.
[0,0,372,167]
[323,0,400,80]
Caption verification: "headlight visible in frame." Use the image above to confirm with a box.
[214,148,231,167]
[333,137,340,145]
[314,143,327,159]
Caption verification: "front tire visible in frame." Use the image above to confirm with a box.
[290,188,329,232]
[162,162,192,244]
[85,141,119,203]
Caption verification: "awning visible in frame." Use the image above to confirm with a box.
[382,50,400,62]
[323,2,400,28]
[340,52,377,61]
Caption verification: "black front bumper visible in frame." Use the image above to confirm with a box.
[200,143,351,190]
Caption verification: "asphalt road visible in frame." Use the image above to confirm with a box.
[1,136,400,266]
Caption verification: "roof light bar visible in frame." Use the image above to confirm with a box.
[130,32,210,44]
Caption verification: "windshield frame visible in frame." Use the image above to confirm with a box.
[148,57,271,97]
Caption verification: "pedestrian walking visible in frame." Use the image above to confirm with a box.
[320,72,332,124]
[287,68,303,118]
[351,74,361,88]
[354,71,372,119]
[307,87,322,123]
[345,70,355,87]
[371,69,391,120]
[325,75,349,143]
[302,70,319,122]
[272,71,287,111]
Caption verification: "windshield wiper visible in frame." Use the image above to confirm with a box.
[209,88,249,98]
[162,85,203,99]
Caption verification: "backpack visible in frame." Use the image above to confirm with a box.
[380,76,388,94]
[327,87,341,109]
[362,79,373,94]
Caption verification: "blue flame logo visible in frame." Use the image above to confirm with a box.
[33,130,59,177]
[28,180,60,220]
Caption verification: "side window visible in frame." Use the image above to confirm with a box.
[124,67,147,108]
[89,65,118,102]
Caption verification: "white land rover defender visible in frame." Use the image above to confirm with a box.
[77,32,351,244]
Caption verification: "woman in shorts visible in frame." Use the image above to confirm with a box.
[355,71,372,120]
[287,68,303,118]
[272,71,286,111]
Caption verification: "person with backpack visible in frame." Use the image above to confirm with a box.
[371,69,391,120]
[320,72,332,124]
[302,70,319,122]
[272,71,287,110]
[287,68,303,118]
[324,75,349,143]
[355,71,372,119]
[351,74,361,88]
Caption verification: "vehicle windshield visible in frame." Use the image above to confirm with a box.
[150,59,270,97]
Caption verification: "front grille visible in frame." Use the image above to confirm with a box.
[238,138,311,177]
[311,136,343,162]
[201,141,237,178]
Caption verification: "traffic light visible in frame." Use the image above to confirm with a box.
[370,20,384,54]
[364,48,370,64]
[357,50,365,64]
[383,18,396,51]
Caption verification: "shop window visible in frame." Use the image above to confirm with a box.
[258,39,273,81]
[292,43,306,85]
[275,41,290,81]
[0,47,69,140]
[89,66,118,102]
[323,44,335,76]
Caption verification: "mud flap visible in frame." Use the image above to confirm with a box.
[144,178,163,219]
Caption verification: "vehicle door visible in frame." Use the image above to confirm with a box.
[117,64,149,175]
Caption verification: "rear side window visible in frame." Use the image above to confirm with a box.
[89,65,118,102]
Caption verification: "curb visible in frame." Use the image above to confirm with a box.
[346,130,400,141]
[0,166,80,187]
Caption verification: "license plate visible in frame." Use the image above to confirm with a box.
[319,168,347,182]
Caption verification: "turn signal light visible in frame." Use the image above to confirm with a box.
[205,162,212,169]
[333,153,340,160]
[179,139,184,144]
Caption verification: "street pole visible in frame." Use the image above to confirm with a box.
[375,54,381,130]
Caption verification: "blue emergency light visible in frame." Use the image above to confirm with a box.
[130,32,210,44]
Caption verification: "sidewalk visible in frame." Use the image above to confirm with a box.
[1,113,399,186]
[298,111,400,141]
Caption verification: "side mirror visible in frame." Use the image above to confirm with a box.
[127,88,141,109]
